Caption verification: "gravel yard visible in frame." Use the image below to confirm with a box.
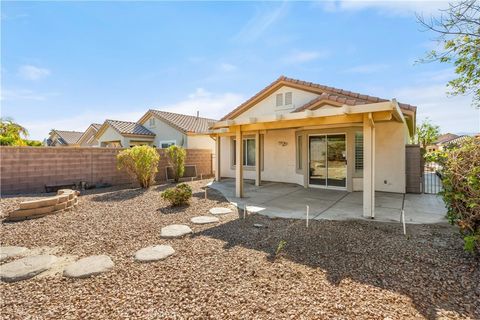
[1,180,479,319]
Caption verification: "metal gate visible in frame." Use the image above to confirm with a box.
[423,161,443,194]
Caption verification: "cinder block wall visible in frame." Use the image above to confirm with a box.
[405,145,422,194]
[0,147,212,195]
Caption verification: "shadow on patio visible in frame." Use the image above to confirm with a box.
[193,197,479,319]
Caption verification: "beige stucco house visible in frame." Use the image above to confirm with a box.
[76,123,102,147]
[46,130,84,147]
[95,110,216,150]
[211,76,417,218]
[95,120,156,147]
[137,109,216,151]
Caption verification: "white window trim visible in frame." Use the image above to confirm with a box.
[230,136,264,171]
[159,140,176,148]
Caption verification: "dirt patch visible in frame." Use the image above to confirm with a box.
[1,180,478,319]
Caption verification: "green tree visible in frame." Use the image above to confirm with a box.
[417,0,480,108]
[414,118,441,149]
[165,145,186,183]
[117,145,160,188]
[0,117,29,146]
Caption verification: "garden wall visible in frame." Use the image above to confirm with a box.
[0,147,212,195]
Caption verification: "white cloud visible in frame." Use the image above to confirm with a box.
[158,88,244,120]
[282,50,329,64]
[345,63,389,74]
[317,0,450,16]
[393,83,479,134]
[0,88,56,101]
[233,2,289,43]
[22,89,245,140]
[18,65,51,80]
[219,63,237,72]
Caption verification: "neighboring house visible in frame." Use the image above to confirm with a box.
[95,120,156,147]
[210,76,417,218]
[76,123,102,147]
[426,133,459,152]
[45,130,84,146]
[137,109,216,151]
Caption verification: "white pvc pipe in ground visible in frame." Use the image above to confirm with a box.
[306,205,309,228]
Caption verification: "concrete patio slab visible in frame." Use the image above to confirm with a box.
[210,179,448,224]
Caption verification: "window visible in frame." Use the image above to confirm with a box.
[285,92,293,105]
[296,135,303,170]
[149,118,155,127]
[355,132,363,174]
[160,141,176,148]
[233,138,256,166]
[276,93,283,107]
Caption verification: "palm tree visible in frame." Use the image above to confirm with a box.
[0,117,29,146]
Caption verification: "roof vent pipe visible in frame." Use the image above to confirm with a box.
[196,110,199,119]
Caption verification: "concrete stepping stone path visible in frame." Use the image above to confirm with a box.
[134,245,175,262]
[0,255,57,282]
[63,255,114,279]
[160,224,192,238]
[0,246,30,261]
[209,207,233,215]
[191,216,219,224]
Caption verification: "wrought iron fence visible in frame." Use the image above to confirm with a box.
[423,162,443,194]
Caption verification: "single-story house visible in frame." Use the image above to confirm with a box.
[95,120,156,147]
[76,123,102,147]
[426,133,469,152]
[136,109,216,151]
[210,76,417,218]
[45,130,84,147]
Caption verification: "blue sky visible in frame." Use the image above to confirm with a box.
[2,1,479,140]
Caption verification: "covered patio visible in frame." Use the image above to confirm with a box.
[209,179,447,224]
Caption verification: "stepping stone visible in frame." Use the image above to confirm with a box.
[0,246,29,261]
[191,216,219,225]
[160,224,192,238]
[253,223,266,228]
[0,255,57,282]
[209,207,233,215]
[134,245,175,262]
[63,255,114,279]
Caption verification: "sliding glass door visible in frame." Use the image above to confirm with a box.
[309,134,347,188]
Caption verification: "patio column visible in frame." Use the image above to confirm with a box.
[363,113,375,218]
[215,135,221,182]
[255,131,261,186]
[235,126,244,197]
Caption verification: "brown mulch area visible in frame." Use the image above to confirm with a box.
[0,180,479,319]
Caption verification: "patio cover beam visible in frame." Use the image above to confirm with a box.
[215,135,221,182]
[363,113,375,218]
[235,126,244,198]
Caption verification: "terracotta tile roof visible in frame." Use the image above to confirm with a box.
[53,130,84,145]
[148,110,216,134]
[221,76,417,120]
[105,120,155,136]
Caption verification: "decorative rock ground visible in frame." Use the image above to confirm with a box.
[209,207,233,215]
[160,224,192,238]
[191,216,220,224]
[0,255,57,282]
[134,245,175,262]
[63,255,114,278]
[0,246,29,261]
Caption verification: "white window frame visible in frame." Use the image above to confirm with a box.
[232,138,256,167]
[159,140,176,149]
[149,118,156,127]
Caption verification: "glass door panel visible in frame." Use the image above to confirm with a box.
[309,136,327,186]
[326,135,347,187]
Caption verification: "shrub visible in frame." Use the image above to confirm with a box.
[165,145,186,182]
[428,137,480,254]
[161,183,192,206]
[117,145,160,188]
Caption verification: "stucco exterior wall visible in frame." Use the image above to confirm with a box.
[237,86,320,119]
[97,127,127,147]
[187,135,215,152]
[218,122,407,193]
[141,115,187,148]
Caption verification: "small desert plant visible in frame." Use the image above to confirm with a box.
[117,145,160,188]
[165,145,187,182]
[427,137,480,254]
[161,183,192,206]
[275,240,287,257]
